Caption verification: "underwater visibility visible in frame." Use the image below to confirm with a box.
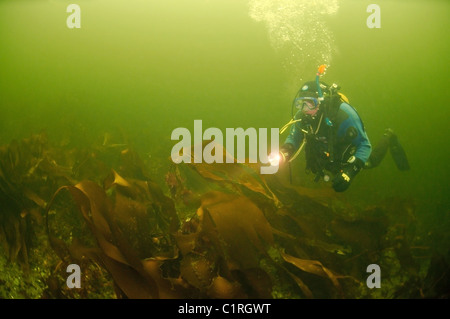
[0,0,449,300]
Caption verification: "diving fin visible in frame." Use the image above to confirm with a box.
[387,130,410,171]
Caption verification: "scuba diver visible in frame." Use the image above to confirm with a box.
[275,65,410,192]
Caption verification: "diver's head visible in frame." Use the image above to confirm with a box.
[295,81,322,117]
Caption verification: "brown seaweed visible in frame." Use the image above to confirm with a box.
[0,132,437,299]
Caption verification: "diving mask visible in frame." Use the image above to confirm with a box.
[295,97,320,116]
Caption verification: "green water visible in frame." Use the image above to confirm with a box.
[0,0,449,298]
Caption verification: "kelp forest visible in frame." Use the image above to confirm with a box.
[0,132,448,299]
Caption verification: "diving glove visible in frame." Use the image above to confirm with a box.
[332,156,365,192]
[267,143,295,167]
[279,143,295,164]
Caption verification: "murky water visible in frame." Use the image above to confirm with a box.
[0,0,449,298]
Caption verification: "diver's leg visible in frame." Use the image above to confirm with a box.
[365,129,392,169]
[365,129,410,170]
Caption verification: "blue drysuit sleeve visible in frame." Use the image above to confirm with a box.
[337,103,372,163]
